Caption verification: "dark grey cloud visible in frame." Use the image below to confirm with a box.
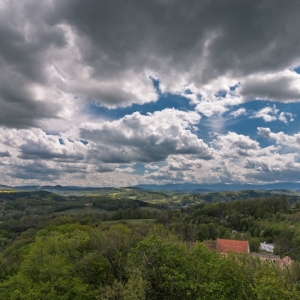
[9,161,87,181]
[50,0,300,75]
[1,0,300,128]
[0,1,67,127]
[244,160,270,172]
[95,164,116,173]
[85,139,210,164]
[9,162,62,181]
[47,0,300,86]
[18,143,84,161]
[0,151,11,157]
[0,87,59,128]
[240,74,300,102]
[246,169,300,182]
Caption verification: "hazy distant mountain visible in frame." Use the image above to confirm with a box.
[0,184,9,188]
[135,182,300,191]
[4,182,300,194]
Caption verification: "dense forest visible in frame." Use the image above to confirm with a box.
[0,190,300,299]
[166,195,300,259]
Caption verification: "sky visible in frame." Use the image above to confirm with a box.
[1,0,300,187]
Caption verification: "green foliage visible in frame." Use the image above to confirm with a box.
[129,229,245,299]
[249,237,260,252]
[1,191,300,299]
[253,264,291,300]
[0,221,299,299]
[0,231,95,299]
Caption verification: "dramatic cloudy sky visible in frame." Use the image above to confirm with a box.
[1,0,300,187]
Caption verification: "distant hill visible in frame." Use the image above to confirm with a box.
[0,190,67,202]
[0,184,9,188]
[1,182,300,198]
[192,189,300,204]
[135,182,300,191]
[11,185,120,196]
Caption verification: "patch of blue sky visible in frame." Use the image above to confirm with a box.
[194,100,299,147]
[215,90,227,98]
[214,84,239,98]
[230,84,239,91]
[192,117,219,143]
[80,140,89,145]
[132,162,146,175]
[224,100,300,147]
[293,66,300,74]
[84,92,195,120]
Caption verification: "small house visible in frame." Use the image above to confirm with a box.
[216,238,250,254]
[259,242,274,253]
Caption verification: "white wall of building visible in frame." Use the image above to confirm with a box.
[260,242,274,253]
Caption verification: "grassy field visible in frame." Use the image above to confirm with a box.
[0,190,18,193]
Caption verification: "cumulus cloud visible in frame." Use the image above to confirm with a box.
[240,71,300,103]
[146,154,242,184]
[237,131,300,182]
[278,112,294,124]
[1,0,300,185]
[251,105,279,122]
[81,109,213,163]
[145,155,203,182]
[245,154,300,182]
[0,109,216,183]
[212,132,260,158]
[9,160,88,181]
[251,105,294,123]
[258,127,300,148]
[0,127,90,182]
[9,162,62,181]
[0,128,87,161]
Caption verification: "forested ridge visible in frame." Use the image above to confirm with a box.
[0,191,300,299]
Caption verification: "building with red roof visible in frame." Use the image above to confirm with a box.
[216,238,250,254]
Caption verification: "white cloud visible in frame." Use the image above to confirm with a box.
[145,163,161,171]
[212,132,260,158]
[230,108,247,118]
[244,153,300,182]
[250,105,294,123]
[80,109,213,163]
[278,112,294,124]
[258,127,300,148]
[115,167,136,174]
[251,105,279,122]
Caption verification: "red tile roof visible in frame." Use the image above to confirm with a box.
[216,238,249,254]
